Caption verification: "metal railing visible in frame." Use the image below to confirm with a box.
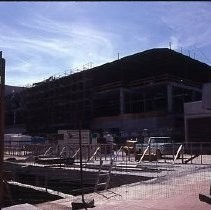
[4,142,211,164]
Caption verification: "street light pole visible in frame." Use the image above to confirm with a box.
[0,51,5,208]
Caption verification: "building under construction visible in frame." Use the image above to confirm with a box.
[21,48,211,141]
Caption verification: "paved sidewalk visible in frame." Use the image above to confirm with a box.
[5,168,211,210]
[93,180,210,210]
[34,179,211,210]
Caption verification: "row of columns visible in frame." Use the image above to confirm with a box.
[119,84,201,115]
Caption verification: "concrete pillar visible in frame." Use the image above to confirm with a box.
[143,92,146,112]
[184,117,188,143]
[167,84,173,113]
[120,88,125,114]
[191,91,196,101]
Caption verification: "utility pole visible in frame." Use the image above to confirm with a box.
[188,50,190,57]
[0,51,5,208]
[169,42,172,50]
[71,90,94,210]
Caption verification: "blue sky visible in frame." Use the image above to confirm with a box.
[1,2,211,86]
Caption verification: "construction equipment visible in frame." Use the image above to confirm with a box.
[122,139,137,155]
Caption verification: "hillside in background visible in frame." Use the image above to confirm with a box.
[5,85,25,96]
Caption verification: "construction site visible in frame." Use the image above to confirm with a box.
[2,48,211,209]
[2,141,211,209]
[15,48,211,141]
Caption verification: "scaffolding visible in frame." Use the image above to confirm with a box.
[19,49,211,139]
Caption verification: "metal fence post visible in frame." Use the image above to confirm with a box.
[149,144,151,162]
[200,142,203,165]
[105,144,107,161]
[182,143,184,164]
[122,145,124,161]
[128,146,130,162]
[173,142,175,161]
[191,142,193,164]
[88,144,91,161]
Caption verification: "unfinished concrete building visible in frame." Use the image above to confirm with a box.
[22,48,211,141]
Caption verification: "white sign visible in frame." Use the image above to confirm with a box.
[58,129,90,145]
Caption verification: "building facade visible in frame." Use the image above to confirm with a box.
[21,48,211,141]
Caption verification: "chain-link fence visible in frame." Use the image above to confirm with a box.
[3,142,211,203]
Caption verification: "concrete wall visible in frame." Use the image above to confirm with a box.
[91,112,176,137]
[202,83,211,110]
[184,101,211,119]
[184,101,211,142]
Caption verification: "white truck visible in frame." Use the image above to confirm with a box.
[135,136,180,159]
